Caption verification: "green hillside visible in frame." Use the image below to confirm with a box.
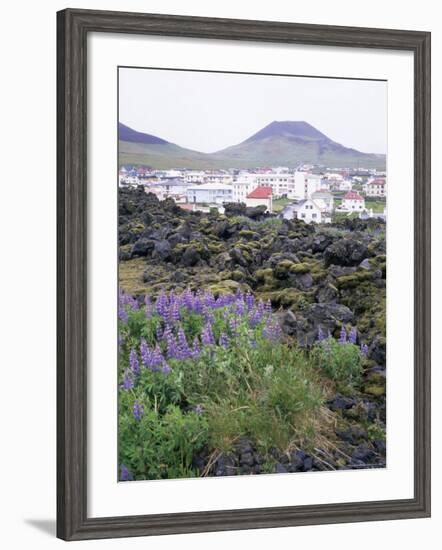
[119,121,386,170]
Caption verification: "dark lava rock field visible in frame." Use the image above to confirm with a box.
[119,187,387,472]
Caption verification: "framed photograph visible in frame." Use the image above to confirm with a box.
[57,8,431,541]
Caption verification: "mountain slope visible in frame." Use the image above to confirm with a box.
[119,122,216,169]
[213,121,385,169]
[118,121,386,170]
[119,123,169,145]
[245,120,329,142]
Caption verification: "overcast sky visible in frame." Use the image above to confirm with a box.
[119,67,387,155]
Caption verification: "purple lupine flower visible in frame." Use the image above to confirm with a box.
[168,301,181,325]
[177,327,192,359]
[133,400,143,421]
[263,319,282,342]
[140,339,150,366]
[339,325,347,344]
[219,333,229,348]
[201,322,215,346]
[235,299,246,316]
[235,288,244,303]
[191,337,201,359]
[120,464,133,481]
[183,288,194,311]
[249,337,257,348]
[129,348,140,376]
[155,289,168,317]
[203,306,215,326]
[203,290,216,309]
[360,343,369,357]
[228,315,239,338]
[249,308,263,328]
[162,362,171,375]
[118,306,129,324]
[194,404,203,415]
[317,326,325,342]
[155,323,163,342]
[245,292,254,312]
[163,325,180,359]
[131,299,140,311]
[122,369,133,391]
[149,345,164,371]
[193,295,203,314]
[349,326,358,345]
[118,290,127,306]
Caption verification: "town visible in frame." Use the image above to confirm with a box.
[119,165,387,223]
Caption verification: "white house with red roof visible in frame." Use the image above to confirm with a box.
[245,186,273,212]
[364,177,387,197]
[340,190,365,212]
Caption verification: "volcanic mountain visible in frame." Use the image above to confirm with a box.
[119,121,385,170]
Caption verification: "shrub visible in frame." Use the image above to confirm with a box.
[311,335,364,388]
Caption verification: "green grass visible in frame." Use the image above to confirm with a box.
[119,137,386,170]
[117,291,369,480]
[365,198,386,213]
[272,197,291,212]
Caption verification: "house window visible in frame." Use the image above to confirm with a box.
[312,213,317,219]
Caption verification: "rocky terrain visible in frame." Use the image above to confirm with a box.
[119,187,387,473]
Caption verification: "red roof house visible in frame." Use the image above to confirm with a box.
[343,191,364,201]
[245,186,273,212]
[246,186,273,199]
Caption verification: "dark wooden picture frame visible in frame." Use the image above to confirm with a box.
[57,8,431,541]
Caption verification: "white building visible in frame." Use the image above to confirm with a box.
[318,179,331,191]
[185,171,206,184]
[338,179,353,192]
[232,176,257,203]
[339,191,365,212]
[162,169,184,179]
[119,174,141,187]
[325,172,344,182]
[282,199,331,224]
[254,173,295,198]
[245,186,273,213]
[187,183,233,204]
[149,179,191,202]
[293,172,323,199]
[364,178,387,197]
[204,172,234,185]
[311,189,334,212]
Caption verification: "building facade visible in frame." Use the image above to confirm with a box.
[364,178,387,197]
[245,186,273,212]
[340,190,366,212]
[282,199,330,224]
[187,183,233,204]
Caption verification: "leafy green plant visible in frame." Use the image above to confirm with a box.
[117,288,359,481]
[311,336,364,388]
